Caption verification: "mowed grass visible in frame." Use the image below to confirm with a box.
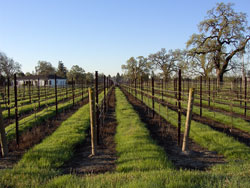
[114,88,173,172]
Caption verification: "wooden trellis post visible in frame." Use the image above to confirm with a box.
[66,82,68,98]
[182,88,195,152]
[245,76,247,117]
[135,78,137,98]
[161,79,163,101]
[104,75,106,112]
[81,79,84,101]
[152,77,155,118]
[72,78,75,107]
[88,88,96,156]
[7,77,10,121]
[95,71,100,145]
[38,78,40,109]
[29,79,31,103]
[178,69,182,146]
[200,76,202,117]
[55,74,58,117]
[0,106,8,157]
[175,78,178,106]
[141,77,143,102]
[240,78,242,107]
[208,78,211,107]
[14,74,19,146]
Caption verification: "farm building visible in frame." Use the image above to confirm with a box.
[16,75,67,86]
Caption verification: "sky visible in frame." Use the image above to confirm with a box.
[0,0,250,76]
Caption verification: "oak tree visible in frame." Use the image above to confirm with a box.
[0,52,21,78]
[35,61,56,75]
[187,2,250,85]
[121,56,151,83]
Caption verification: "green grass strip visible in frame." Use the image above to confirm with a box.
[115,88,173,172]
[143,86,250,117]
[129,85,250,133]
[155,90,250,134]
[45,87,250,188]
[123,86,250,161]
[5,93,88,142]
[0,91,107,187]
[2,88,85,120]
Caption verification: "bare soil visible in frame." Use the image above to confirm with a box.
[121,87,225,171]
[60,88,117,175]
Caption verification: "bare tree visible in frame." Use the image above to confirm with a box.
[187,2,250,86]
[148,48,180,79]
[0,52,21,78]
[188,53,214,78]
[121,56,151,83]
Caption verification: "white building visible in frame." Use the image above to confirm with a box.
[16,75,67,87]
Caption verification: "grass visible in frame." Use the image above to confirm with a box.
[124,85,250,161]
[0,86,76,105]
[2,88,85,120]
[44,87,250,188]
[1,87,250,187]
[114,88,173,172]
[0,89,108,187]
[143,85,250,117]
[131,85,250,133]
[0,99,91,187]
[5,93,88,142]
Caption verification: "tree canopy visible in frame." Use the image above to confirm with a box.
[85,72,94,85]
[35,61,56,75]
[0,52,22,78]
[187,2,250,84]
[187,53,214,78]
[121,56,151,82]
[67,65,85,83]
[56,61,67,78]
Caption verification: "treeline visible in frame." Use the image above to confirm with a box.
[121,2,250,85]
[0,53,102,85]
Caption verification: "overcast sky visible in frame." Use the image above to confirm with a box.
[0,0,250,76]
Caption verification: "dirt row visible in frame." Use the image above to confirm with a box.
[120,87,226,170]
[1,86,230,174]
[145,87,250,121]
[61,88,117,175]
[0,95,90,170]
[3,91,86,126]
[136,88,250,147]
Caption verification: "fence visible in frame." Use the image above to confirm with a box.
[122,70,250,147]
[0,72,112,151]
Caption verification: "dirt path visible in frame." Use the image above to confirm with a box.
[60,88,117,175]
[121,87,225,171]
